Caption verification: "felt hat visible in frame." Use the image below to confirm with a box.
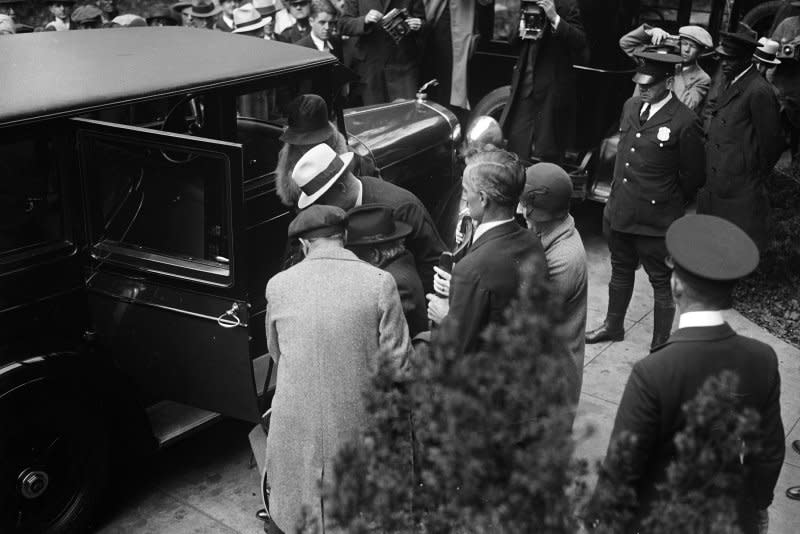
[171,1,191,13]
[666,214,759,281]
[188,0,221,18]
[232,4,268,33]
[288,205,347,239]
[678,25,713,49]
[71,5,103,23]
[754,37,781,65]
[521,162,573,223]
[632,50,683,84]
[716,22,759,57]
[280,94,335,145]
[346,204,412,246]
[146,4,178,24]
[253,0,278,17]
[292,144,355,209]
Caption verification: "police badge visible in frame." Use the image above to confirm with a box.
[657,127,671,142]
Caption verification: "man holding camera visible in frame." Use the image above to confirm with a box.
[771,4,800,169]
[500,0,587,164]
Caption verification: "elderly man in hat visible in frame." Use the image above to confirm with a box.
[753,37,781,76]
[620,24,713,112]
[290,141,445,294]
[71,5,104,29]
[698,23,783,251]
[586,51,704,350]
[346,204,427,337]
[253,0,278,38]
[519,162,586,397]
[171,1,192,26]
[232,3,270,36]
[187,0,221,29]
[588,214,785,534]
[264,203,412,534]
[43,0,75,31]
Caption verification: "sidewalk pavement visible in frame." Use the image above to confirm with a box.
[97,205,800,533]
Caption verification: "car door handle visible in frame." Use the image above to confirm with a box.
[217,303,242,329]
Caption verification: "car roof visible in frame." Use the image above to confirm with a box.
[0,27,337,128]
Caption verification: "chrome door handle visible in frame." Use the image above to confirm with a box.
[217,303,242,328]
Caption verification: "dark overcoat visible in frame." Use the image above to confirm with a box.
[499,0,587,161]
[339,0,425,104]
[360,176,445,295]
[381,249,427,337]
[604,94,705,236]
[698,66,783,250]
[446,221,544,354]
[594,323,785,533]
[295,33,345,63]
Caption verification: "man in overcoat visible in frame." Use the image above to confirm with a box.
[264,204,412,533]
[500,0,587,163]
[588,214,785,534]
[436,146,545,354]
[339,0,425,104]
[586,52,705,350]
[698,24,783,251]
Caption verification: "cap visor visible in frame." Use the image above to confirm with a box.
[632,72,659,84]
[297,152,355,209]
[280,123,336,145]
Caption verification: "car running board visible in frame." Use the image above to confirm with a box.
[147,401,221,448]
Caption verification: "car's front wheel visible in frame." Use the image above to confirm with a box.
[0,371,109,534]
[470,86,511,125]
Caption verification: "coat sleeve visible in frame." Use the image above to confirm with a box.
[446,264,489,354]
[681,71,711,112]
[376,274,413,376]
[265,287,281,364]
[678,113,706,201]
[553,1,588,62]
[340,0,370,35]
[393,200,446,295]
[751,358,786,509]
[618,23,651,59]
[750,85,784,174]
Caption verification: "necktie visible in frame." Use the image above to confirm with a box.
[639,104,650,125]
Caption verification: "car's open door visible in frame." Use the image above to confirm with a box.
[72,117,260,424]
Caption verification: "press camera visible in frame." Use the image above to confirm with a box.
[520,0,546,40]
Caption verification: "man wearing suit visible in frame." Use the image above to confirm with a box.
[430,147,544,355]
[339,0,425,104]
[619,24,713,112]
[346,204,427,337]
[698,24,784,251]
[500,0,587,163]
[264,204,412,534]
[589,215,785,534]
[586,52,705,350]
[290,143,446,295]
[295,0,344,62]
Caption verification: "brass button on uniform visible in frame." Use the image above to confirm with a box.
[635,133,641,138]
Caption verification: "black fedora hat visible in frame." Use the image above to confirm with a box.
[280,94,335,145]
[716,22,759,57]
[346,204,413,246]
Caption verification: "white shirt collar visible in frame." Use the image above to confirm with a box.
[678,310,725,329]
[642,91,672,120]
[310,32,329,52]
[472,218,514,244]
[731,64,753,86]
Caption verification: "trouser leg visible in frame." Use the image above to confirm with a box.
[637,234,675,349]
[586,230,635,344]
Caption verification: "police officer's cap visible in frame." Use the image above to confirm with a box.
[666,214,759,282]
[632,51,682,84]
[288,205,348,239]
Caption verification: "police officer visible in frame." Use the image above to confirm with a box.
[586,51,705,350]
[589,214,785,534]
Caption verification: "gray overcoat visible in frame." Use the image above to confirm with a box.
[264,246,412,532]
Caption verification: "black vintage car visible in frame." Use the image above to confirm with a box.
[464,0,786,202]
[0,28,461,533]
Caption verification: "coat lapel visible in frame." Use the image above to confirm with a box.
[639,95,679,130]
[468,221,520,254]
[713,67,757,110]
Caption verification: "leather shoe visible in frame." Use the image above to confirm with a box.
[256,508,269,521]
[787,486,800,501]
[585,323,624,344]
[792,439,800,456]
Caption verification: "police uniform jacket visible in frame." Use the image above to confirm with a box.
[699,66,783,250]
[605,94,705,236]
[594,323,785,533]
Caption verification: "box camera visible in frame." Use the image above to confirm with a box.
[520,0,546,41]
[777,40,800,61]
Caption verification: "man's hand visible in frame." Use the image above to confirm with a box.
[644,26,670,46]
[432,266,451,298]
[426,293,449,324]
[536,0,557,23]
[364,9,382,24]
[406,17,422,31]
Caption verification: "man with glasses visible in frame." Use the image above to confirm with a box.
[279,0,311,42]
